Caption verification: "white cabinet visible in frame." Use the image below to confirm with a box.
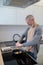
[0,5,43,25]
[16,8,27,25]
[0,7,27,25]
[0,6,17,25]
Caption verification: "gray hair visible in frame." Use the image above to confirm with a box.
[26,15,34,20]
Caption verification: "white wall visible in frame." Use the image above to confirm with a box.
[37,44,43,64]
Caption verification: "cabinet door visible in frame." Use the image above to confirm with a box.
[0,7,17,25]
[16,8,27,25]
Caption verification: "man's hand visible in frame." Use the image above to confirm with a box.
[16,42,23,47]
[26,46,33,51]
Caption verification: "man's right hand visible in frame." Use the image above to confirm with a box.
[26,46,33,52]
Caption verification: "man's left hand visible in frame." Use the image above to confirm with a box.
[16,42,23,47]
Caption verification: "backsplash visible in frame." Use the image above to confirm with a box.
[0,25,27,42]
[0,25,43,42]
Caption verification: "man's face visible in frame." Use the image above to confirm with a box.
[26,18,34,26]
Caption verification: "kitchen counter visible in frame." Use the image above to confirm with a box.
[0,40,43,48]
[0,41,16,48]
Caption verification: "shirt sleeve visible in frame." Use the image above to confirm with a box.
[23,27,42,47]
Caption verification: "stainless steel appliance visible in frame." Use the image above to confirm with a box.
[2,0,40,8]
